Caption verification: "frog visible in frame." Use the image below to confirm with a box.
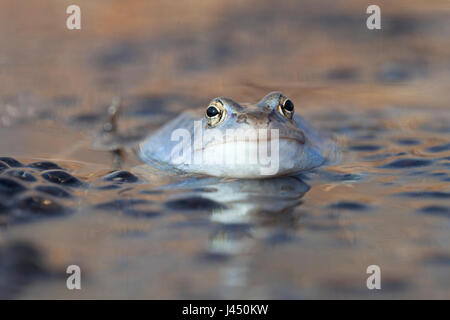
[138,92,339,178]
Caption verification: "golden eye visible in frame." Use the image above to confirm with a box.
[277,97,294,119]
[205,101,226,127]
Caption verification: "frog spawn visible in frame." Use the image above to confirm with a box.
[0,159,76,224]
[0,157,143,224]
[0,156,165,222]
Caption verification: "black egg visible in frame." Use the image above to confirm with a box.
[29,161,62,171]
[17,195,66,215]
[41,170,83,187]
[35,185,72,198]
[0,178,27,197]
[0,157,23,167]
[103,170,138,183]
[6,170,37,182]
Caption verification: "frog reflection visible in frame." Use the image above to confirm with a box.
[177,175,310,293]
[161,175,309,255]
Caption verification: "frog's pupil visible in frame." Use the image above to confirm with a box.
[283,99,294,111]
[207,106,219,117]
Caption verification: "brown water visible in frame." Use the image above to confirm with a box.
[1,0,449,299]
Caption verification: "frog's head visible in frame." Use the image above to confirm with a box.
[191,92,323,178]
[204,92,302,137]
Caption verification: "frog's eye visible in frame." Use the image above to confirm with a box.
[277,97,294,119]
[205,101,226,127]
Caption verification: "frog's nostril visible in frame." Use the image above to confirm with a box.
[237,114,248,123]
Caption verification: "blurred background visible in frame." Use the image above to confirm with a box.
[0,0,449,299]
[2,0,450,122]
